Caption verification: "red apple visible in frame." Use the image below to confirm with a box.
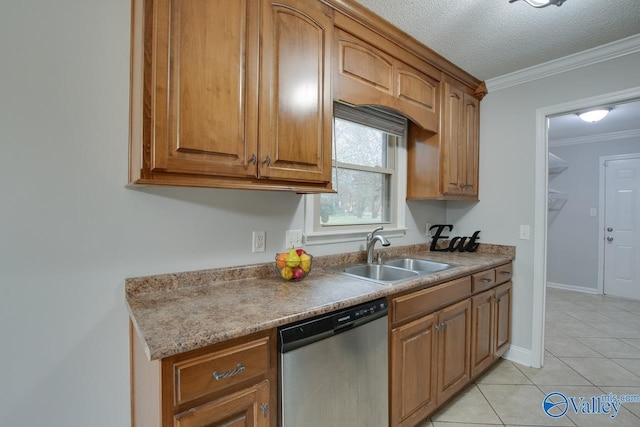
[296,248,307,256]
[292,267,305,280]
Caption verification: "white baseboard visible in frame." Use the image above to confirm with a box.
[547,282,599,295]
[503,345,534,367]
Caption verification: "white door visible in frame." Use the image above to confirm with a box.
[604,156,640,300]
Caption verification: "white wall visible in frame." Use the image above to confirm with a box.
[449,52,640,362]
[547,139,640,291]
[0,2,445,425]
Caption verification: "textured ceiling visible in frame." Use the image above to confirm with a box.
[352,0,640,81]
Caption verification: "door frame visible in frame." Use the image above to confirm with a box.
[532,87,640,369]
[598,153,640,295]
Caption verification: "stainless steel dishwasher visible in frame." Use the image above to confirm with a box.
[278,298,388,427]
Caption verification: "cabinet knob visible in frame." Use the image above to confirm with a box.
[607,236,614,242]
[261,403,269,418]
[263,155,271,166]
[249,153,257,165]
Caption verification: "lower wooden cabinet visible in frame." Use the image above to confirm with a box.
[390,290,471,426]
[470,281,512,378]
[130,328,276,427]
[173,380,270,427]
[436,299,471,404]
[494,281,512,358]
[390,312,438,427]
[389,264,511,427]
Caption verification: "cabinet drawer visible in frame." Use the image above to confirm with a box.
[472,269,496,293]
[392,276,471,324]
[495,263,513,285]
[172,337,270,406]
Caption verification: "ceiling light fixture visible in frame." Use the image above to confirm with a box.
[509,0,566,8]
[578,109,611,123]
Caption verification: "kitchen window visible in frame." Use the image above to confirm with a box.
[304,102,407,244]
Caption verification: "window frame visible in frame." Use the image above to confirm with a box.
[304,103,408,245]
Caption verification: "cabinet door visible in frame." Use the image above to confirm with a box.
[494,281,512,358]
[390,312,438,427]
[437,298,471,404]
[173,380,270,427]
[471,290,494,378]
[441,82,479,198]
[150,0,259,178]
[259,0,333,183]
[441,82,464,196]
[461,93,479,197]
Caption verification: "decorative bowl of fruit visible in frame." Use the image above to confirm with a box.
[275,248,313,281]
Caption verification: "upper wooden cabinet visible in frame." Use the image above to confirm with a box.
[258,0,334,184]
[441,80,479,198]
[407,78,481,200]
[129,0,485,194]
[333,16,441,132]
[129,0,333,192]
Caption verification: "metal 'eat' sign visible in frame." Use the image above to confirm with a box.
[429,224,481,252]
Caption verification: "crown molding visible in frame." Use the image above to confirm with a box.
[549,128,640,147]
[486,34,640,92]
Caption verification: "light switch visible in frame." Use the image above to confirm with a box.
[285,229,303,248]
[590,208,597,217]
[519,225,531,240]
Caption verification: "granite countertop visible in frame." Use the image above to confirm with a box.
[126,243,514,361]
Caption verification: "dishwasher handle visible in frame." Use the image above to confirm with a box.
[333,322,355,335]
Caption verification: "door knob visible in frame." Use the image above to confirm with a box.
[607,227,613,232]
[607,236,614,242]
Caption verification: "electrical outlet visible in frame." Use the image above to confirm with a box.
[285,229,303,248]
[252,231,266,253]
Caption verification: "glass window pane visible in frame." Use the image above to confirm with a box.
[334,118,388,168]
[319,169,390,226]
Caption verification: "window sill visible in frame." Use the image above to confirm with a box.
[304,227,407,246]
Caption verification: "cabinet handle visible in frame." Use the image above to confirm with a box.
[263,155,271,166]
[499,271,510,276]
[436,321,448,331]
[493,296,502,303]
[212,363,245,381]
[249,153,257,165]
[261,403,269,418]
[481,278,492,283]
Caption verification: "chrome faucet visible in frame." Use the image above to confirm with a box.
[366,226,391,264]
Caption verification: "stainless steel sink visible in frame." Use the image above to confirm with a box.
[338,257,457,285]
[384,258,454,273]
[341,263,420,284]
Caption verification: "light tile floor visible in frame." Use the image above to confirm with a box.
[418,287,640,427]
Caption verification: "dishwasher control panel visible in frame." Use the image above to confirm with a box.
[278,298,388,353]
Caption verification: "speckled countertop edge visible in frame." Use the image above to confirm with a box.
[126,243,515,361]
